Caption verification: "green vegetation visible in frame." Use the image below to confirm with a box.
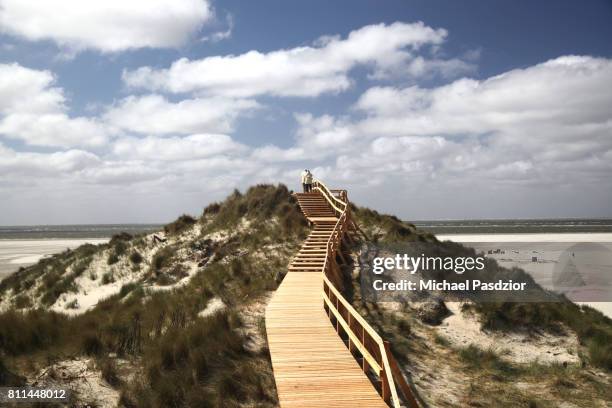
[102,271,115,284]
[107,252,120,265]
[39,255,94,306]
[148,245,184,285]
[164,214,197,235]
[0,256,283,406]
[455,344,612,406]
[129,251,143,265]
[433,333,450,346]
[352,204,436,243]
[459,344,517,375]
[13,294,32,309]
[108,239,129,265]
[202,184,307,239]
[120,311,276,407]
[150,246,176,272]
[0,356,24,386]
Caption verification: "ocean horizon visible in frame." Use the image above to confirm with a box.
[413,218,612,234]
[1,218,611,240]
[0,224,163,240]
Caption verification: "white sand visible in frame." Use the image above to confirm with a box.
[198,297,226,318]
[0,238,109,278]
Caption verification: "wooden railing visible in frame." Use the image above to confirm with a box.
[311,179,419,408]
[312,179,347,216]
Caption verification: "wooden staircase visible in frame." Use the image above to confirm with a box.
[294,192,339,223]
[289,227,335,271]
[266,180,419,408]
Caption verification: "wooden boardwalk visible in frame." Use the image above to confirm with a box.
[265,190,388,407]
[266,272,388,407]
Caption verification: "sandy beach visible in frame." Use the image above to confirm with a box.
[0,239,109,279]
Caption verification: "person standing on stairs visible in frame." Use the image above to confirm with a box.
[301,169,308,192]
[305,169,313,192]
[301,169,313,192]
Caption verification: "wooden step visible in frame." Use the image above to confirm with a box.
[303,210,335,214]
[309,217,339,223]
[293,258,327,262]
[293,258,327,263]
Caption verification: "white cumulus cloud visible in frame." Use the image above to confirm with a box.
[112,134,247,161]
[0,142,101,176]
[302,55,612,201]
[0,0,213,53]
[123,22,473,97]
[104,94,259,135]
[0,63,112,147]
[0,63,64,114]
[0,113,108,148]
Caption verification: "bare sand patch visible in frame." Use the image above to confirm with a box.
[198,297,226,318]
[436,302,580,365]
[30,357,120,408]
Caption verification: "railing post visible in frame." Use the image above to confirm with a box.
[348,314,353,353]
[384,341,420,408]
[381,369,391,404]
[361,327,369,373]
[335,295,340,333]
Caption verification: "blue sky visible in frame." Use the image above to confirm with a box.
[0,0,611,224]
